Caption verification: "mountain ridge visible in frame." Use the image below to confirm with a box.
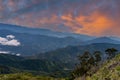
[0,23,95,41]
[84,37,120,45]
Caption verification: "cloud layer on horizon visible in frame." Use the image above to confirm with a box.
[0,0,120,36]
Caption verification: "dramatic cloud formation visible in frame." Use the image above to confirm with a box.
[0,0,120,36]
[0,35,21,46]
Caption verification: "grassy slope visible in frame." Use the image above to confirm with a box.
[76,54,120,80]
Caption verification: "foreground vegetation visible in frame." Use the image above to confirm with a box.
[0,73,67,80]
[74,49,120,80]
[88,54,120,80]
[0,48,120,80]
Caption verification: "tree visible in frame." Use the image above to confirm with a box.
[94,51,102,65]
[71,51,102,80]
[0,65,10,74]
[105,48,118,59]
[71,51,91,79]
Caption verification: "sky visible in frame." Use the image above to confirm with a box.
[0,0,120,36]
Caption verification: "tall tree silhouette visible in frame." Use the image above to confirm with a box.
[94,51,101,65]
[105,48,118,59]
[72,51,102,80]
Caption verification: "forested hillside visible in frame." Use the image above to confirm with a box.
[0,54,70,78]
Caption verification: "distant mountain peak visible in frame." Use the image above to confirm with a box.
[95,37,113,40]
[85,36,120,44]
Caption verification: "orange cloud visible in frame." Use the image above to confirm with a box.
[76,12,114,35]
[7,11,116,36]
[61,14,73,22]
[7,9,118,36]
[61,12,115,36]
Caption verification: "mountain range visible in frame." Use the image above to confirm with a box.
[0,29,82,56]
[0,23,120,56]
[34,43,120,67]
